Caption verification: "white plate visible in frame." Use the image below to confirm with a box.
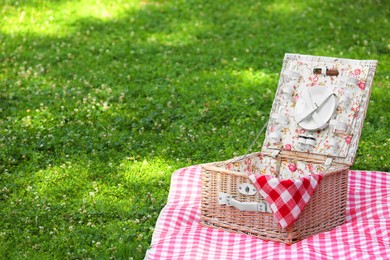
[294,86,337,131]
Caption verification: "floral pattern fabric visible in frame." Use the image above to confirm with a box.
[225,152,342,179]
[262,54,377,166]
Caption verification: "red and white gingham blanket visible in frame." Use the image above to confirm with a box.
[145,166,390,259]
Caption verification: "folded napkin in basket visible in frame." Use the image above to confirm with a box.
[249,174,323,228]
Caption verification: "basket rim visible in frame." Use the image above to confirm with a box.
[202,155,349,178]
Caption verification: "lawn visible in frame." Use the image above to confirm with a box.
[0,0,389,259]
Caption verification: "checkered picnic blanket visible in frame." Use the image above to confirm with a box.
[145,166,390,259]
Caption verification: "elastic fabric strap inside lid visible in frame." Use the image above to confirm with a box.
[339,76,358,85]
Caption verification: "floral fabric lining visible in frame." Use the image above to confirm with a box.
[262,54,377,165]
[225,152,343,179]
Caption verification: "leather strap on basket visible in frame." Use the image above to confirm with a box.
[313,67,339,76]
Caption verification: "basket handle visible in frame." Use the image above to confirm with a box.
[218,192,272,213]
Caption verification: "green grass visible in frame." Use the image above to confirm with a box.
[0,0,389,258]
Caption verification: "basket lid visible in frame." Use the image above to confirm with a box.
[261,53,377,166]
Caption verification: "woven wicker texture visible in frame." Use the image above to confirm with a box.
[201,160,348,244]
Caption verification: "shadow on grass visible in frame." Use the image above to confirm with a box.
[0,0,389,258]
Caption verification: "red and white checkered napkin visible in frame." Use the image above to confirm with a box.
[249,174,323,228]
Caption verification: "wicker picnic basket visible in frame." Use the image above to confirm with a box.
[200,54,377,244]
